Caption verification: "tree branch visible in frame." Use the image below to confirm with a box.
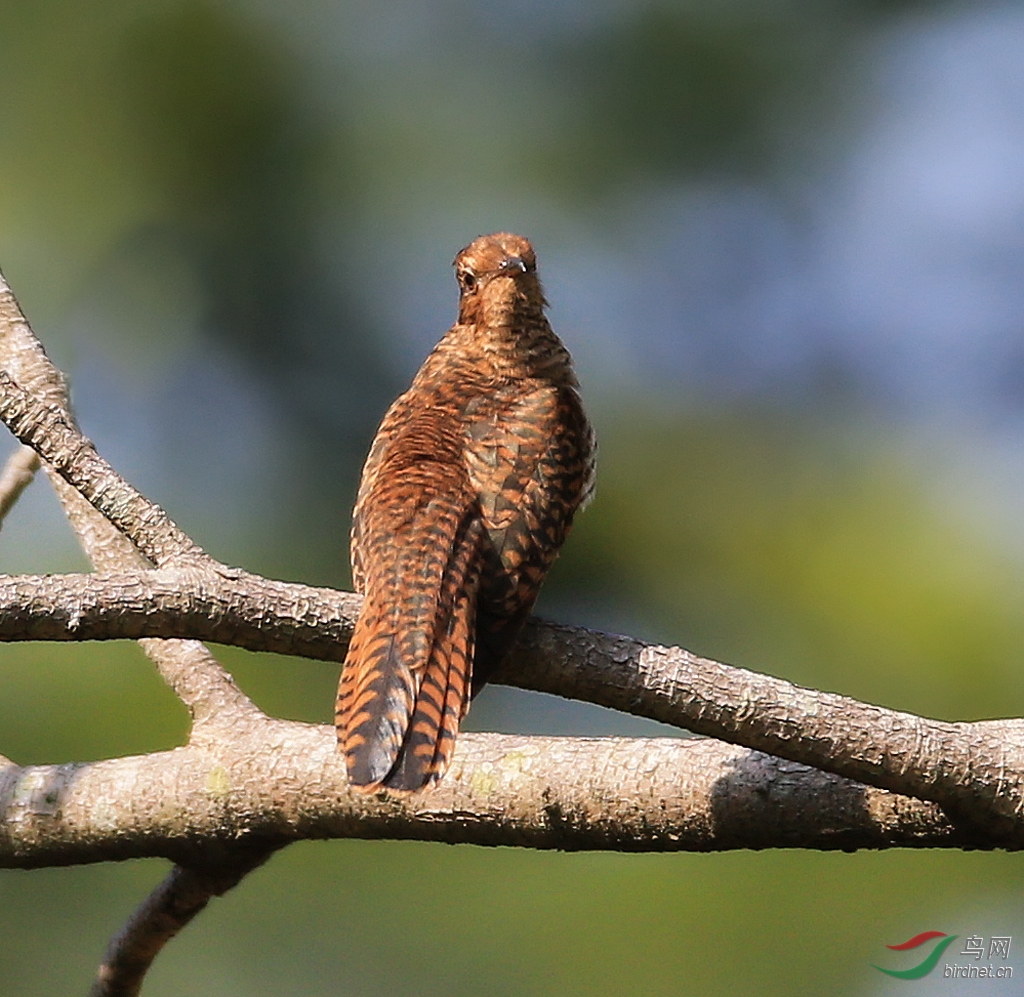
[88,850,276,997]
[0,569,356,658]
[508,624,1024,840]
[0,268,256,725]
[0,724,985,868]
[0,568,1021,838]
[0,444,39,527]
[0,368,209,569]
[0,266,265,994]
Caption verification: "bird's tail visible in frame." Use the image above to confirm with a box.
[336,501,482,792]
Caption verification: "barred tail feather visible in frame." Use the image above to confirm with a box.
[383,538,480,791]
[337,613,414,788]
[337,505,482,792]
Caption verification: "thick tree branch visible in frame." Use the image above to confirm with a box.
[0,569,357,657]
[508,625,1024,840]
[0,725,984,867]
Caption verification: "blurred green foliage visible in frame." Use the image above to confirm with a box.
[4,844,1023,997]
[0,642,188,765]
[3,1,1023,996]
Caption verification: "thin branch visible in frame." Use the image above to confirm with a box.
[41,477,259,726]
[0,270,69,410]
[0,368,208,568]
[0,445,39,527]
[0,269,204,568]
[89,851,276,997]
[0,267,256,724]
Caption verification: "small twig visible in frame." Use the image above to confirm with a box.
[0,444,39,528]
[89,851,275,997]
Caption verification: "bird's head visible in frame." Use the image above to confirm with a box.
[453,232,546,327]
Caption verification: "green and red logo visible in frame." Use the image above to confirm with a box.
[873,932,959,979]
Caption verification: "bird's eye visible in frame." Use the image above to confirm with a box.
[460,271,477,291]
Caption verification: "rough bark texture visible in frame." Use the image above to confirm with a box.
[0,729,978,867]
[506,624,1024,840]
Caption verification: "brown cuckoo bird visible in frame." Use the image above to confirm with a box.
[336,232,595,792]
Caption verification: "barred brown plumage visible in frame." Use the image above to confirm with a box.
[336,233,595,792]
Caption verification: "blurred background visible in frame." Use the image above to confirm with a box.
[2,0,1024,994]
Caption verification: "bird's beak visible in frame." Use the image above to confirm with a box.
[499,256,528,274]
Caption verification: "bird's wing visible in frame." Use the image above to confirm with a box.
[349,390,413,595]
[465,384,595,684]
